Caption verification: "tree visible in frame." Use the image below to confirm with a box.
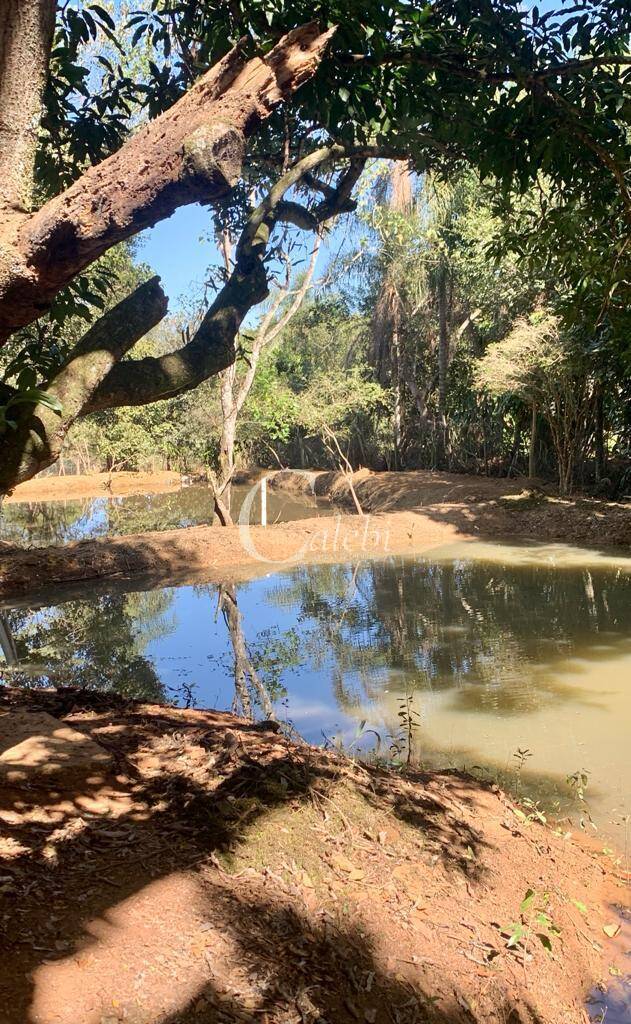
[474,313,597,494]
[359,168,540,470]
[0,1,628,492]
[370,161,413,467]
[210,234,322,523]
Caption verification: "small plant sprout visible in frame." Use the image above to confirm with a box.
[503,889,562,960]
[514,796,547,827]
[566,768,596,831]
[513,747,532,771]
[389,689,421,767]
[511,747,533,796]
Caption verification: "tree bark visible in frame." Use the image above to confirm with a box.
[0,0,56,216]
[436,264,449,469]
[0,22,334,343]
[528,402,537,479]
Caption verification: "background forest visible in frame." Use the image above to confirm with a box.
[41,161,630,499]
[0,1,629,499]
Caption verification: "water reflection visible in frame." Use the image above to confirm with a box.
[217,584,279,720]
[0,591,173,701]
[1,544,629,840]
[0,483,334,547]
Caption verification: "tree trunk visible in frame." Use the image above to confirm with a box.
[0,0,56,215]
[392,315,403,469]
[528,402,537,479]
[436,264,449,469]
[594,384,605,482]
[508,415,521,477]
[217,399,238,518]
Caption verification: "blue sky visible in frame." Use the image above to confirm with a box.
[138,204,217,308]
[138,199,355,317]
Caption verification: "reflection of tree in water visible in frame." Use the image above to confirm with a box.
[215,585,301,723]
[106,486,216,536]
[0,488,218,548]
[1,590,175,701]
[0,498,95,546]
[267,558,631,715]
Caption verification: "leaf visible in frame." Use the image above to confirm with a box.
[602,923,620,938]
[537,933,553,952]
[89,4,115,29]
[8,389,63,413]
[520,889,536,914]
[571,900,588,916]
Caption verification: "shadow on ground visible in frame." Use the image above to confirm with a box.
[0,686,613,1024]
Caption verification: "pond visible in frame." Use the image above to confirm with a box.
[0,482,334,546]
[1,539,630,847]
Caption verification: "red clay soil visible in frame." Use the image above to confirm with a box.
[0,508,462,602]
[4,470,182,502]
[0,686,629,1024]
[314,468,631,548]
[1,469,629,602]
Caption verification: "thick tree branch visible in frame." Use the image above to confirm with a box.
[88,149,364,413]
[0,146,365,491]
[0,277,168,491]
[85,257,269,412]
[0,22,335,343]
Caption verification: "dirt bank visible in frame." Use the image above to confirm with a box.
[312,468,631,548]
[4,470,182,502]
[0,685,628,1024]
[0,509,459,603]
[1,468,629,602]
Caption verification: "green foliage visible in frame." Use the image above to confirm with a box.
[5,591,172,700]
[503,889,562,957]
[11,0,627,493]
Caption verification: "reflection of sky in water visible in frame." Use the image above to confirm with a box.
[2,543,630,843]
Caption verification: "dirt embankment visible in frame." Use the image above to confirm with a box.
[312,468,631,548]
[0,686,628,1024]
[4,470,182,502]
[0,468,629,602]
[0,509,453,603]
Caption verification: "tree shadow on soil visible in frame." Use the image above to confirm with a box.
[0,688,558,1024]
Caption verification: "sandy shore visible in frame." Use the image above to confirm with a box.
[4,470,182,502]
[0,684,628,1024]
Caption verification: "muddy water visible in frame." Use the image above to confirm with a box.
[1,540,630,848]
[0,483,333,546]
